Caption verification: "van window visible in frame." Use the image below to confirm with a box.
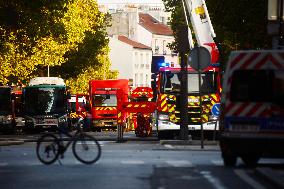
[230,70,274,102]
[273,71,284,107]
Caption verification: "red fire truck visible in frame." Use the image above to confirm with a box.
[129,87,154,137]
[152,65,221,139]
[86,79,129,131]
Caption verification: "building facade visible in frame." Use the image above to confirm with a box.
[109,35,152,88]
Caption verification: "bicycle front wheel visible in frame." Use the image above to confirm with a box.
[36,134,60,165]
[72,134,101,164]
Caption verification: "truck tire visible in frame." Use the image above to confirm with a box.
[158,131,173,140]
[220,141,237,167]
[241,155,260,167]
[222,153,237,167]
[158,131,165,140]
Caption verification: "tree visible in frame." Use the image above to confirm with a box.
[0,0,117,93]
[162,0,271,64]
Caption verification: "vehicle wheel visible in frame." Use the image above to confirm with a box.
[158,131,173,140]
[36,134,60,165]
[72,134,101,164]
[241,155,260,167]
[220,141,237,167]
[158,131,165,140]
[222,153,237,167]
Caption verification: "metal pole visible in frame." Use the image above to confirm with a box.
[197,48,204,149]
[47,65,50,77]
[278,0,284,48]
[180,51,189,140]
[117,123,124,143]
[213,121,217,141]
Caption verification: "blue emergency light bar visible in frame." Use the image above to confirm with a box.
[159,62,170,67]
[152,56,168,73]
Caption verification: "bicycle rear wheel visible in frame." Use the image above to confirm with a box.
[72,134,101,164]
[36,134,60,165]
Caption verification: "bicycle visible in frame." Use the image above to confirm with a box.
[36,118,101,165]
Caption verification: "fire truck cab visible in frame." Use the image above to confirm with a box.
[149,0,221,139]
[87,79,129,131]
[153,64,221,139]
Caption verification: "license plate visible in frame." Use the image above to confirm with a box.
[229,124,259,132]
[45,119,58,124]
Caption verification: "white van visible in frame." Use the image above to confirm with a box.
[219,50,284,166]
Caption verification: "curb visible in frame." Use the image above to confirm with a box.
[255,168,284,189]
[21,137,159,142]
[160,140,218,146]
[0,140,25,146]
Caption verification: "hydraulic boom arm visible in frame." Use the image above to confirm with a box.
[182,0,219,63]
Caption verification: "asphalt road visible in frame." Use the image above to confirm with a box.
[0,138,283,189]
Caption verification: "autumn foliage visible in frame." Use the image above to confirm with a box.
[0,0,117,93]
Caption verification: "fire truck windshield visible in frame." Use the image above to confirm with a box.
[0,88,12,115]
[24,87,67,115]
[188,72,217,94]
[92,94,117,107]
[161,72,217,94]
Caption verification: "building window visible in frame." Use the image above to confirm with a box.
[146,74,149,86]
[145,53,150,69]
[135,52,139,68]
[140,73,143,86]
[163,40,167,55]
[154,39,159,54]
[135,73,138,87]
[140,53,144,68]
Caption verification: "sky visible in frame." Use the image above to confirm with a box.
[97,0,164,5]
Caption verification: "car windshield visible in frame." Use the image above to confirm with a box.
[24,87,67,115]
[0,88,11,115]
[161,71,217,94]
[92,94,117,107]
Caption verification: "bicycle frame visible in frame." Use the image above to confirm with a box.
[57,128,83,155]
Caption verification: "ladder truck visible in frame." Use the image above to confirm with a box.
[151,0,222,139]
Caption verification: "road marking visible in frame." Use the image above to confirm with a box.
[234,169,266,189]
[0,162,8,166]
[166,160,193,167]
[120,160,145,165]
[200,171,227,189]
[164,144,174,149]
[27,162,43,166]
[259,159,284,164]
[211,160,223,166]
